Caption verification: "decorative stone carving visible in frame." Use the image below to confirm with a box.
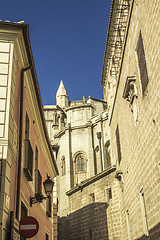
[123,76,139,125]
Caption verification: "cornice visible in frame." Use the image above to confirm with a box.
[66,165,116,196]
[66,103,94,111]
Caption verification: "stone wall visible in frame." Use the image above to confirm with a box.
[102,0,160,239]
[57,167,124,240]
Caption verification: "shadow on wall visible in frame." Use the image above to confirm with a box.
[137,222,160,240]
[58,202,109,240]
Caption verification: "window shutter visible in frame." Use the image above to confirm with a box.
[23,139,33,181]
[35,169,42,195]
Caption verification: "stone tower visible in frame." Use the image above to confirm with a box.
[56,80,69,108]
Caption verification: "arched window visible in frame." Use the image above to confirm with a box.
[75,153,87,173]
[61,157,66,176]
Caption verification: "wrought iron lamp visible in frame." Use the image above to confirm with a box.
[30,176,54,207]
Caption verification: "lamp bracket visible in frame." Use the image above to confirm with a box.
[30,193,49,207]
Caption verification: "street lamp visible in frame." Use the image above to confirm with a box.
[30,176,54,207]
[43,176,54,196]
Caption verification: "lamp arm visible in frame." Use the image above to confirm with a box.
[30,193,50,207]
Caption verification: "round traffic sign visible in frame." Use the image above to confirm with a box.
[19,216,39,238]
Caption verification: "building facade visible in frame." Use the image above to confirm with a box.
[0,21,58,239]
[101,0,160,239]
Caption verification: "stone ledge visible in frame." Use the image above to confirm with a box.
[66,165,116,196]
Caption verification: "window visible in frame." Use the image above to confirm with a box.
[90,193,95,203]
[45,233,49,240]
[53,112,58,125]
[74,152,87,184]
[105,187,112,202]
[76,153,86,173]
[61,157,66,176]
[23,113,33,181]
[35,169,42,196]
[25,112,30,140]
[136,31,149,96]
[35,146,38,170]
[107,188,112,200]
[116,125,121,164]
[34,146,42,196]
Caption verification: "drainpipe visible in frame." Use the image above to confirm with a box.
[16,65,32,220]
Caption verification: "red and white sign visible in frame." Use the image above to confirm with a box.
[19,216,39,238]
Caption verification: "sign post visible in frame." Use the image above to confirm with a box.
[19,216,39,238]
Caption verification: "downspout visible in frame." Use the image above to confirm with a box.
[16,65,32,220]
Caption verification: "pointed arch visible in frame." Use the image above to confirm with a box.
[73,151,88,185]
[73,151,87,173]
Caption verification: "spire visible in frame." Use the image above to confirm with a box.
[56,80,69,108]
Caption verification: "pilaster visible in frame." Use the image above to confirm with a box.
[87,121,95,177]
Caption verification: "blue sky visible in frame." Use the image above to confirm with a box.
[1,0,112,105]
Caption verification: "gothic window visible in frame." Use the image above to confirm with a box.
[136,31,149,96]
[75,153,87,173]
[53,112,58,125]
[61,157,66,176]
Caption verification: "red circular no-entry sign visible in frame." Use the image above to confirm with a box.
[19,216,39,238]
